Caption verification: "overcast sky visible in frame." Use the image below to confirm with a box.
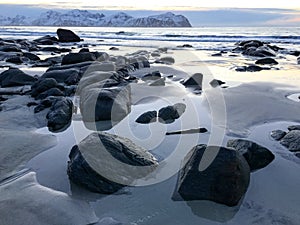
[0,0,300,26]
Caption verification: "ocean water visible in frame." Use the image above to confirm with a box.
[1,26,300,50]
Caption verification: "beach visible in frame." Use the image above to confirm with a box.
[0,26,300,225]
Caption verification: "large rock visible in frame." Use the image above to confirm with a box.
[297,57,300,64]
[57,28,81,43]
[173,145,250,207]
[41,68,81,84]
[80,85,131,122]
[33,35,58,45]
[227,139,275,172]
[31,78,58,98]
[135,110,157,124]
[46,97,73,132]
[270,130,287,141]
[61,52,96,65]
[182,73,203,88]
[0,68,36,87]
[67,132,158,193]
[158,103,186,124]
[288,125,300,131]
[36,87,64,100]
[280,130,300,152]
[255,58,278,65]
[242,46,276,57]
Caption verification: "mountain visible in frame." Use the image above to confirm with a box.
[0,10,192,27]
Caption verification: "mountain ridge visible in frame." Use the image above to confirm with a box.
[0,9,192,27]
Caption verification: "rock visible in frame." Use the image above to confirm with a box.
[237,40,264,48]
[67,132,158,193]
[181,44,193,48]
[135,111,157,124]
[0,45,22,52]
[34,99,53,113]
[158,103,186,124]
[182,73,203,88]
[166,127,208,135]
[39,47,71,53]
[80,85,131,122]
[41,68,81,84]
[151,52,160,57]
[0,68,36,87]
[23,52,40,61]
[36,87,64,100]
[61,52,96,65]
[270,130,287,141]
[141,71,161,81]
[243,46,276,57]
[79,48,90,53]
[46,97,73,132]
[173,145,250,207]
[211,53,222,57]
[209,79,225,87]
[57,28,81,43]
[109,47,119,51]
[280,130,300,152]
[31,78,58,98]
[33,35,58,45]
[295,153,300,158]
[288,125,300,131]
[156,56,175,65]
[6,56,23,64]
[149,78,165,86]
[227,139,275,172]
[235,65,267,72]
[297,57,300,64]
[255,58,278,65]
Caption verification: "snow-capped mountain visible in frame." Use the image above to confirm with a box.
[0,10,192,27]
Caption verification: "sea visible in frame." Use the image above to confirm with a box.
[1,26,300,51]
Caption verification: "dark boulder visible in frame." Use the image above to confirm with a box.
[34,99,53,113]
[0,68,36,87]
[211,52,222,57]
[41,68,81,84]
[61,52,96,65]
[158,103,186,124]
[80,85,131,122]
[109,47,119,51]
[36,87,64,100]
[46,97,73,132]
[227,139,275,172]
[270,130,287,141]
[235,65,268,72]
[237,40,264,48]
[173,145,250,207]
[182,73,203,88]
[67,132,158,193]
[33,35,58,45]
[135,111,157,124]
[280,130,300,152]
[242,46,276,57]
[255,58,278,65]
[23,52,40,61]
[5,56,23,64]
[57,28,81,43]
[31,78,58,98]
[288,125,300,131]
[297,57,300,65]
[0,45,22,53]
[141,71,161,81]
[209,79,226,87]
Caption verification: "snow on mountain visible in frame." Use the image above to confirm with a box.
[0,10,192,27]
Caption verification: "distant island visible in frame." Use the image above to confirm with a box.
[0,9,192,27]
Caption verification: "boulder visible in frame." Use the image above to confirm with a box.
[173,145,250,207]
[80,85,131,122]
[67,132,158,193]
[141,71,161,81]
[297,57,300,64]
[242,46,276,57]
[288,125,300,131]
[36,87,65,100]
[57,28,81,43]
[0,45,22,53]
[155,56,175,65]
[33,35,58,45]
[271,130,287,141]
[280,130,300,152]
[255,58,278,65]
[209,79,226,87]
[182,73,203,88]
[46,97,73,132]
[227,139,275,172]
[211,53,222,57]
[6,56,23,64]
[34,99,53,113]
[0,68,36,87]
[62,52,96,65]
[41,68,81,84]
[31,78,58,98]
[135,111,157,124]
[158,103,186,124]
[237,40,264,48]
[23,52,40,61]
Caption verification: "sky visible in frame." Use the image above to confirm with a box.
[0,0,300,26]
